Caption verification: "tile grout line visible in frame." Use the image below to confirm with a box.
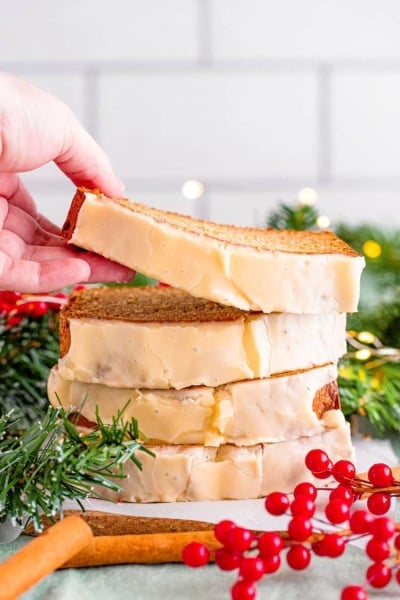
[197,0,213,66]
[316,64,332,185]
[83,67,100,141]
[24,178,400,192]
[4,58,400,74]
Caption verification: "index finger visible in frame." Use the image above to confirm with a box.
[0,72,125,198]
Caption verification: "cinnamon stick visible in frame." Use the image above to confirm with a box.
[61,530,221,568]
[0,515,93,600]
[24,510,215,537]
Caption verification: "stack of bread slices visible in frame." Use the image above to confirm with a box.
[47,188,365,503]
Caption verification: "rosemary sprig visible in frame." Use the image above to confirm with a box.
[0,405,153,532]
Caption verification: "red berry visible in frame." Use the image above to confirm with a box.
[293,481,317,500]
[366,538,390,562]
[257,532,284,558]
[367,463,394,487]
[325,499,350,524]
[290,496,316,518]
[288,516,313,542]
[215,520,237,544]
[262,554,281,574]
[332,460,356,484]
[394,533,400,551]
[367,492,391,515]
[31,301,49,317]
[264,491,290,515]
[0,300,11,315]
[215,548,241,571]
[318,533,346,558]
[231,580,256,600]
[225,527,254,552]
[239,556,266,582]
[312,461,334,479]
[182,542,210,567]
[341,585,368,600]
[366,562,392,588]
[305,449,330,473]
[0,291,22,305]
[349,510,373,534]
[286,545,311,570]
[329,485,355,504]
[5,315,23,327]
[369,516,396,541]
[17,301,36,315]
[311,540,325,556]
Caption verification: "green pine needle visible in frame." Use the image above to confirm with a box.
[266,202,320,230]
[0,404,153,532]
[338,358,400,433]
[0,312,58,426]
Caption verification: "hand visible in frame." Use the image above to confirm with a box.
[0,72,134,293]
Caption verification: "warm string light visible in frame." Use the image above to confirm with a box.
[346,331,400,367]
[297,187,318,206]
[296,188,330,230]
[316,215,331,229]
[363,240,382,259]
[181,179,205,200]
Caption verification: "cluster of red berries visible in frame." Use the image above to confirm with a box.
[0,290,71,327]
[182,449,400,600]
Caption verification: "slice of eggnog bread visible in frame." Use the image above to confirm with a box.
[62,188,365,314]
[86,412,353,502]
[48,363,339,446]
[58,286,347,390]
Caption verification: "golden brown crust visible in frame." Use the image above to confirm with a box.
[312,380,340,417]
[62,187,360,257]
[59,285,247,357]
[62,187,87,242]
[59,313,70,358]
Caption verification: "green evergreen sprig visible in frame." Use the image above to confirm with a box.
[266,201,319,230]
[339,357,400,434]
[0,311,58,427]
[336,223,400,311]
[0,404,152,532]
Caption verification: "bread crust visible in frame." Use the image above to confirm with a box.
[59,286,249,357]
[62,187,359,256]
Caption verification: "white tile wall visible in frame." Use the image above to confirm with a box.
[332,69,400,179]
[0,0,198,62]
[211,0,400,60]
[98,70,318,180]
[1,0,400,229]
[207,188,400,228]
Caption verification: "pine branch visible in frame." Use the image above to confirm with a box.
[266,202,319,230]
[339,349,400,433]
[0,311,59,426]
[0,405,153,531]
